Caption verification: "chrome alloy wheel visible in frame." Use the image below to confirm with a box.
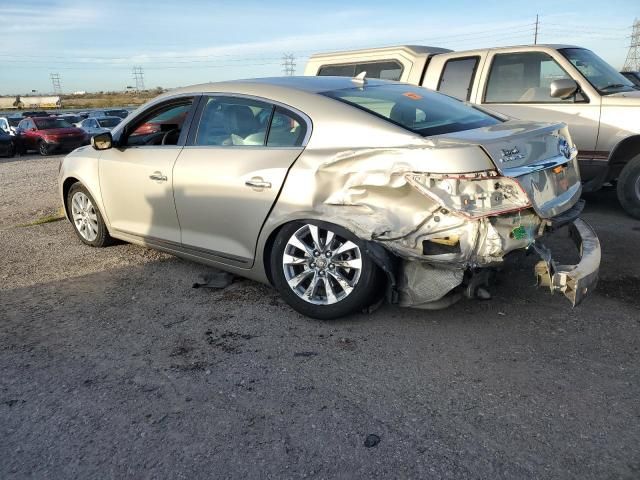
[282,224,363,305]
[71,191,99,242]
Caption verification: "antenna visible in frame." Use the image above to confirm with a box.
[623,18,640,72]
[50,73,62,94]
[352,71,367,85]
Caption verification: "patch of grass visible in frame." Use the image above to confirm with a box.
[18,208,65,227]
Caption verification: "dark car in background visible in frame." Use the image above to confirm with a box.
[0,129,15,157]
[620,71,640,87]
[16,117,87,156]
[88,109,129,119]
[21,110,50,118]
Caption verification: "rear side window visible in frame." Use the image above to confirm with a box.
[267,108,307,147]
[195,97,273,146]
[437,57,478,101]
[322,84,500,137]
[318,60,403,81]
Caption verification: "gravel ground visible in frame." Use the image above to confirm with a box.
[1,153,639,479]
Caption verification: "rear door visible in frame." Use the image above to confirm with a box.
[172,95,309,267]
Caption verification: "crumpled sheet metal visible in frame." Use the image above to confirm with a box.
[398,262,465,308]
[533,219,601,306]
[278,146,538,307]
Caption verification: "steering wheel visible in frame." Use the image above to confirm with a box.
[161,128,178,146]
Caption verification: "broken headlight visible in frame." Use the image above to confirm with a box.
[405,171,531,218]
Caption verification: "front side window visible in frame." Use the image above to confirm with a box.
[318,60,403,81]
[437,57,478,101]
[195,97,273,146]
[127,99,193,147]
[559,48,635,94]
[485,52,579,103]
[322,84,499,137]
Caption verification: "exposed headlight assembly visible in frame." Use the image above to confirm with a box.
[406,171,531,219]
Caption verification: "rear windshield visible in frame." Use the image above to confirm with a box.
[321,84,500,137]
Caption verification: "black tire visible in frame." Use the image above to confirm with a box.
[3,143,14,158]
[38,140,50,156]
[66,182,114,247]
[270,221,382,320]
[616,154,640,220]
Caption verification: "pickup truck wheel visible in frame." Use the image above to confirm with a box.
[616,155,640,219]
[67,183,114,247]
[271,222,381,320]
[38,140,50,156]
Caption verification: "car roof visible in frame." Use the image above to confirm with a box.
[165,76,397,97]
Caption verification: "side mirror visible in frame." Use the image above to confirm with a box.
[91,131,113,150]
[30,127,37,132]
[550,79,578,99]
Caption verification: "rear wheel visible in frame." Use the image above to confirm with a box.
[38,140,50,156]
[67,183,113,247]
[271,222,381,320]
[616,154,640,219]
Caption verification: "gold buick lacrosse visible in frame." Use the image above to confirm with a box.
[59,76,600,319]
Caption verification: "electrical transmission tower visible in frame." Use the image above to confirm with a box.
[132,66,145,91]
[282,54,296,76]
[623,19,640,72]
[50,73,62,94]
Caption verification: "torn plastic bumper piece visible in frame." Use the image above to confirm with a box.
[533,218,601,306]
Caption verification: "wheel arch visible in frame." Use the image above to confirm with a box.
[62,176,109,228]
[261,217,400,301]
[606,134,640,181]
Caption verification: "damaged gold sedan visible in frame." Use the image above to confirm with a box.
[59,76,600,319]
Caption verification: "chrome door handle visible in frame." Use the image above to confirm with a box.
[245,178,272,189]
[149,171,167,182]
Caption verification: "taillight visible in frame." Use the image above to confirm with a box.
[405,171,531,218]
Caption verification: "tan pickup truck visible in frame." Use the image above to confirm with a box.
[305,44,640,218]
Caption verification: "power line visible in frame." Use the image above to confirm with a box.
[50,73,62,94]
[282,53,296,76]
[623,18,640,71]
[131,65,145,91]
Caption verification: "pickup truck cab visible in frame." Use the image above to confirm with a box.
[305,44,640,218]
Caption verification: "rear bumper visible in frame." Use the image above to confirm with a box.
[533,218,601,306]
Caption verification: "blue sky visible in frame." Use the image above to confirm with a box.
[0,0,636,94]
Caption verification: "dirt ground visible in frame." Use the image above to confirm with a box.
[1,153,639,479]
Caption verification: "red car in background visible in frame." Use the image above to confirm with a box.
[16,117,87,156]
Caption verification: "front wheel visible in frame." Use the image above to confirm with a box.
[66,183,113,247]
[271,222,382,320]
[616,155,640,219]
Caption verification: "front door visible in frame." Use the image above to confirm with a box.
[173,96,309,266]
[98,98,196,242]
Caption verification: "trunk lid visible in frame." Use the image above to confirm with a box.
[431,120,581,219]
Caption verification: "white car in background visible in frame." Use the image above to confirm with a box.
[77,116,122,136]
[0,117,16,135]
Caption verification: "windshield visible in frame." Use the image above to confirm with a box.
[34,118,73,129]
[98,117,121,128]
[8,118,21,127]
[61,115,81,124]
[559,48,636,94]
[322,84,500,137]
